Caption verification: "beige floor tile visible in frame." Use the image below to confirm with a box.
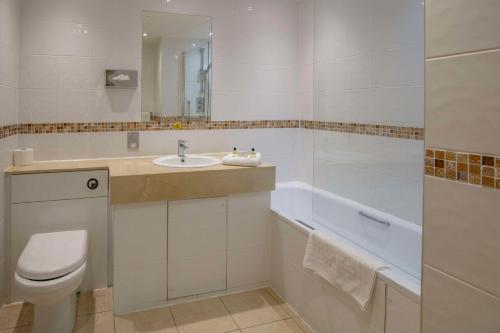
[74,311,115,333]
[78,288,114,316]
[241,319,303,333]
[221,289,291,329]
[291,318,314,333]
[264,289,296,318]
[114,307,177,333]
[0,303,33,330]
[0,327,32,333]
[171,298,238,333]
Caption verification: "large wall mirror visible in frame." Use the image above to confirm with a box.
[142,12,212,120]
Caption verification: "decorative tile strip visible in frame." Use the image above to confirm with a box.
[0,125,18,140]
[1,120,424,140]
[425,148,500,190]
[301,120,424,140]
[16,120,301,134]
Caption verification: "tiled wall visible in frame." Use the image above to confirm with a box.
[422,1,500,332]
[0,0,20,305]
[312,0,425,225]
[18,0,300,123]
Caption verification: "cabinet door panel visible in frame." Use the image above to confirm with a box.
[168,253,226,299]
[168,198,227,299]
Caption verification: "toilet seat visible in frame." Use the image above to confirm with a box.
[17,230,88,281]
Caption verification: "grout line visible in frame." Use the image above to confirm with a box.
[218,296,241,330]
[167,307,180,333]
[426,46,500,61]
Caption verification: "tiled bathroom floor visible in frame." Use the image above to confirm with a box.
[0,288,314,333]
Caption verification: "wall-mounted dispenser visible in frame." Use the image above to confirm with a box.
[105,70,138,88]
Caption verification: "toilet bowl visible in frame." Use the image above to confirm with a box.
[15,230,88,333]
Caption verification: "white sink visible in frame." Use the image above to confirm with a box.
[153,155,221,168]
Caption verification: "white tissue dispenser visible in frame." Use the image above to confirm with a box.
[105,70,138,88]
[13,148,34,166]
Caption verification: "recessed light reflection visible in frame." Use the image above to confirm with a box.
[247,6,253,11]
[143,33,148,38]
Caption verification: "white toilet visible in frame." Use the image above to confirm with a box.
[15,230,88,333]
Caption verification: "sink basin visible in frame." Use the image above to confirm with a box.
[153,155,221,168]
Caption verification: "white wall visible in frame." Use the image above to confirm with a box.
[18,0,300,123]
[312,0,425,225]
[0,0,20,304]
[18,128,300,183]
[314,0,424,127]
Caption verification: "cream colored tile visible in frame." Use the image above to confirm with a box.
[0,303,33,330]
[292,318,314,333]
[114,307,177,333]
[0,327,32,333]
[171,298,237,333]
[422,265,500,333]
[425,50,500,156]
[78,288,114,316]
[424,177,500,297]
[426,0,500,58]
[221,289,291,329]
[241,319,303,333]
[74,311,115,333]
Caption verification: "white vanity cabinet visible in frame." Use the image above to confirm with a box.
[385,286,420,333]
[9,170,109,301]
[112,191,272,314]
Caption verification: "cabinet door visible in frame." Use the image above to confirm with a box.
[112,201,168,314]
[386,287,420,333]
[168,197,227,299]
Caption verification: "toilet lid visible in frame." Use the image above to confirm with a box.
[17,230,88,281]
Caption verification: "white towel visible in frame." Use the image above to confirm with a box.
[222,152,261,167]
[303,231,388,311]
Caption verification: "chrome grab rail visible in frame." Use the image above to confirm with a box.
[358,211,391,227]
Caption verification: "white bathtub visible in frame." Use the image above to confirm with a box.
[271,181,422,281]
[270,182,421,332]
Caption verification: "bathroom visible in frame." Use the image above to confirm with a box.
[0,0,498,332]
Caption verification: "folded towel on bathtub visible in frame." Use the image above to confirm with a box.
[303,231,388,311]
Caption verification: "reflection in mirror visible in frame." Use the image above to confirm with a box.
[142,12,212,120]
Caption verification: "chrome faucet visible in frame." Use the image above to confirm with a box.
[178,140,189,162]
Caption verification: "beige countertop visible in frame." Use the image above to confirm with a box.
[5,155,276,204]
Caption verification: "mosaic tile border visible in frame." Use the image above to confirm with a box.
[0,125,18,140]
[425,148,500,190]
[1,120,424,140]
[302,120,424,140]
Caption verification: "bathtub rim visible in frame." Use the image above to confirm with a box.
[271,182,421,303]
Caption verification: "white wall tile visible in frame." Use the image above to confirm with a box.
[426,50,500,155]
[424,177,500,298]
[426,0,500,58]
[18,0,301,123]
[422,265,500,333]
